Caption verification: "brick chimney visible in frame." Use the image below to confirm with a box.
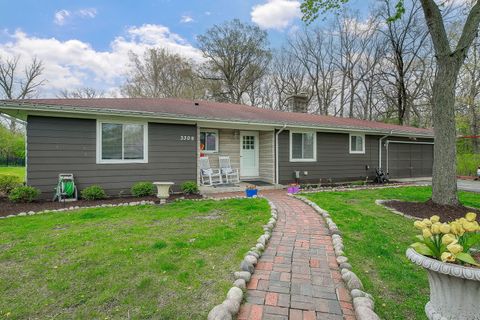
[289,93,309,113]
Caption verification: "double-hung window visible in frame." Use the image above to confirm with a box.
[290,131,317,162]
[97,121,148,163]
[200,129,218,153]
[349,133,365,154]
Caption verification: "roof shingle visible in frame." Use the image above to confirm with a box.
[1,98,433,136]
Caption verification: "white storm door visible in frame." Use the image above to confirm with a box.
[240,131,259,177]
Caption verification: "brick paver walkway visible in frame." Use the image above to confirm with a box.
[237,190,355,320]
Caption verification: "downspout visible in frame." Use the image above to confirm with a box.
[378,130,393,170]
[275,124,287,185]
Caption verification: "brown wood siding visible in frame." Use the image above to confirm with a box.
[27,116,197,198]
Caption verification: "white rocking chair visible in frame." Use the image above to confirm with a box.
[199,157,223,186]
[219,156,240,184]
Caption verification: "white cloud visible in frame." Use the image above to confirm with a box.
[54,10,71,26]
[180,15,194,23]
[0,25,203,97]
[78,8,97,19]
[53,8,97,25]
[251,0,301,30]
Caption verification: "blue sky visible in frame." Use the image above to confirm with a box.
[0,0,367,97]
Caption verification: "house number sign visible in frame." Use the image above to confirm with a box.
[180,135,195,141]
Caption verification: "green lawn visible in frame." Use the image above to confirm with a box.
[0,166,25,181]
[0,198,270,319]
[304,186,480,320]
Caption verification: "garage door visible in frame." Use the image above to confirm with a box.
[388,143,433,178]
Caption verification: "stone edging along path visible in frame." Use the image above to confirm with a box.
[293,194,381,320]
[0,200,157,219]
[208,196,278,320]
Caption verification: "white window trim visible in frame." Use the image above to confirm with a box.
[96,120,148,164]
[349,133,366,154]
[289,130,317,162]
[200,129,219,154]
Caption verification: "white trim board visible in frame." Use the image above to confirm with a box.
[96,120,149,164]
[349,133,366,154]
[289,130,317,162]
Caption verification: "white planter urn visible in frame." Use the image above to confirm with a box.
[406,248,480,320]
[153,182,174,200]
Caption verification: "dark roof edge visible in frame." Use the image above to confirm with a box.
[0,101,435,138]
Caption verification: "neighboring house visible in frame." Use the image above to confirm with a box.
[0,97,434,198]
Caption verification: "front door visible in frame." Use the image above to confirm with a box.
[240,131,259,177]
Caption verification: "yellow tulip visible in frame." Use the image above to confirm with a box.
[414,221,426,230]
[422,219,432,227]
[447,242,463,254]
[441,252,456,263]
[440,223,451,234]
[423,228,432,238]
[464,222,478,232]
[450,222,465,236]
[430,215,440,223]
[442,234,456,245]
[466,212,477,222]
[431,223,441,235]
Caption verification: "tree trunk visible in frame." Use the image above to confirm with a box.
[431,60,460,206]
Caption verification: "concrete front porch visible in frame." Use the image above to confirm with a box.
[199,181,284,195]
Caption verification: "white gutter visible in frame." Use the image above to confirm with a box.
[378,130,393,170]
[275,124,287,185]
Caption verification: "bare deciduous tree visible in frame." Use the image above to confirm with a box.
[198,19,271,105]
[122,48,205,99]
[301,0,480,205]
[57,87,105,99]
[0,55,44,131]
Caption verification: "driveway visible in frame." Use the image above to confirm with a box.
[395,177,480,193]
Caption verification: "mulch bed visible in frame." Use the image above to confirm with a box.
[0,193,203,217]
[384,200,480,222]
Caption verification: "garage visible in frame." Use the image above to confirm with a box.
[387,141,434,178]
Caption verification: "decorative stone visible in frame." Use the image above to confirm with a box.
[342,270,363,291]
[255,243,265,251]
[18,212,27,216]
[355,306,380,320]
[233,278,246,290]
[246,251,260,259]
[240,260,254,273]
[221,299,240,315]
[257,235,266,246]
[226,287,243,304]
[244,255,257,266]
[339,262,352,270]
[207,305,232,320]
[233,271,252,282]
[336,256,348,264]
[354,297,374,310]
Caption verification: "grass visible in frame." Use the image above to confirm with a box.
[457,153,480,176]
[0,198,270,319]
[303,186,480,320]
[0,166,25,181]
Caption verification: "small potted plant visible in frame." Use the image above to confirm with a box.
[287,183,300,194]
[245,184,258,198]
[407,213,480,320]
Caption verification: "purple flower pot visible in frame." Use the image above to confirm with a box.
[245,189,258,197]
[287,186,300,194]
